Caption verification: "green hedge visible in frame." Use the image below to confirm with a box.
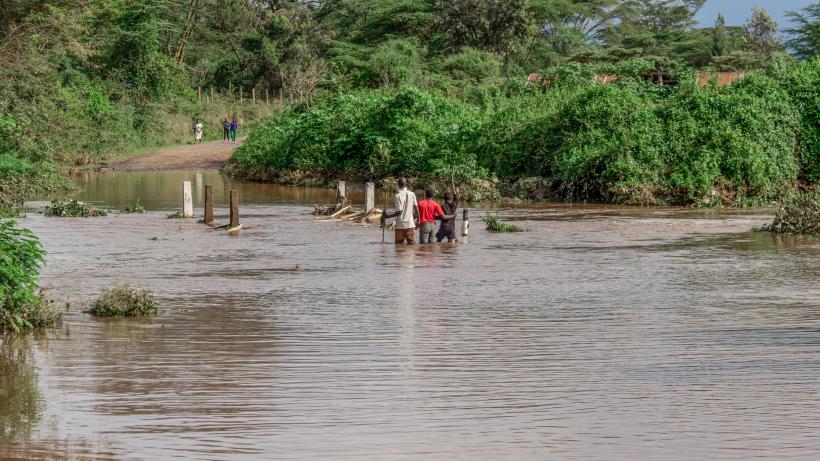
[229,60,819,205]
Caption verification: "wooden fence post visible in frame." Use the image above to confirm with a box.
[198,86,202,99]
[230,190,239,228]
[336,181,346,204]
[229,81,233,98]
[252,88,256,104]
[365,182,375,212]
[240,88,244,103]
[183,181,193,218]
[461,209,469,236]
[278,88,283,102]
[204,185,213,224]
[265,88,269,104]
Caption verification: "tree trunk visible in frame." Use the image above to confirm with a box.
[174,0,200,66]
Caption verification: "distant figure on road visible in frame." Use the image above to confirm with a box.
[436,188,459,243]
[222,117,230,143]
[230,117,238,143]
[193,120,203,144]
[381,177,419,244]
[417,189,453,244]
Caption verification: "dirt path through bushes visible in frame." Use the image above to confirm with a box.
[105,140,242,172]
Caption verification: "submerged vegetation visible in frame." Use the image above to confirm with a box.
[44,199,107,218]
[759,190,820,235]
[481,215,526,233]
[87,283,158,317]
[0,220,62,332]
[119,200,146,214]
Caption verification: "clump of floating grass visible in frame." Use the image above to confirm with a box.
[757,190,819,236]
[86,283,158,317]
[481,214,526,232]
[166,211,183,219]
[119,199,145,214]
[44,199,107,217]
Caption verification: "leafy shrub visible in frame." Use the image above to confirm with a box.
[0,220,62,332]
[44,199,107,217]
[86,283,158,317]
[481,214,526,232]
[119,199,145,214]
[759,189,820,235]
[227,87,486,181]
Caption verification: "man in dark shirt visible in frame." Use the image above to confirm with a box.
[436,190,459,242]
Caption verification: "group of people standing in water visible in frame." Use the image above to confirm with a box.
[191,116,239,144]
[382,177,459,244]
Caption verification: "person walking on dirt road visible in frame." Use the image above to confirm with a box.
[222,117,230,143]
[230,117,238,143]
[194,120,203,144]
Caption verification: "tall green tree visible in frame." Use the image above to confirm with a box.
[745,7,781,56]
[786,2,820,60]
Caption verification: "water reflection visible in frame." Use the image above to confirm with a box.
[0,335,42,444]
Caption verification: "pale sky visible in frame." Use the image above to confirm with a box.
[695,0,815,28]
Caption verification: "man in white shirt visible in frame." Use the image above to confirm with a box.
[381,177,419,244]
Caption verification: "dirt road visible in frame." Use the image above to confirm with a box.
[105,140,242,172]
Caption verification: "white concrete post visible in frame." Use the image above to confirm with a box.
[183,181,193,218]
[365,182,375,212]
[337,181,346,203]
[461,209,469,236]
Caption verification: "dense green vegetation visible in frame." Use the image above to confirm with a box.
[87,283,158,317]
[0,0,817,208]
[759,189,820,235]
[229,57,819,204]
[0,220,61,332]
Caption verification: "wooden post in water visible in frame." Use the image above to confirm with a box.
[365,182,375,212]
[230,190,239,228]
[182,181,193,218]
[204,185,214,224]
[336,181,346,204]
[461,209,469,236]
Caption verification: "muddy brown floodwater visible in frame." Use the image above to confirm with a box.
[2,170,820,460]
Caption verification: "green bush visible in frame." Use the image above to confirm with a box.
[119,199,145,214]
[759,189,820,235]
[86,283,158,317]
[0,220,62,332]
[481,215,526,232]
[44,199,107,217]
[227,87,486,181]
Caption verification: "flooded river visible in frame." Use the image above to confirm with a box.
[2,170,820,460]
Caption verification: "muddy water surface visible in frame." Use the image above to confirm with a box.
[3,170,820,460]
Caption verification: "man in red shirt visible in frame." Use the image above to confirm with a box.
[417,189,454,244]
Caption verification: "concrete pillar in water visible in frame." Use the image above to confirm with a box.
[461,209,469,236]
[337,181,346,203]
[204,185,214,224]
[182,181,193,218]
[230,190,239,228]
[365,182,375,212]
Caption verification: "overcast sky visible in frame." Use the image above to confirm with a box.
[694,0,815,28]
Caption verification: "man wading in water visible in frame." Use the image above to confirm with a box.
[381,177,419,244]
[418,189,453,244]
[436,186,459,242]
